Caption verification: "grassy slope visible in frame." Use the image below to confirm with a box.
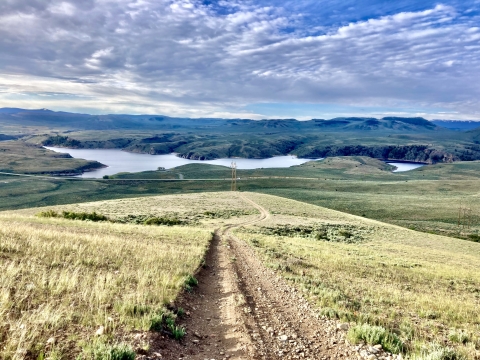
[1,156,480,240]
[0,220,210,359]
[235,192,480,358]
[0,141,104,175]
[112,157,480,240]
[1,190,479,358]
[1,193,250,359]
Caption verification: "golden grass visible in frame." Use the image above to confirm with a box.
[0,212,212,359]
[235,192,480,359]
[2,190,480,358]
[15,192,259,225]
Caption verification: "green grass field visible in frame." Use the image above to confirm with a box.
[2,156,479,242]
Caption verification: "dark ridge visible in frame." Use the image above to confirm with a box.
[382,117,435,127]
[433,120,480,131]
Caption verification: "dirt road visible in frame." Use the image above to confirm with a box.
[150,193,375,360]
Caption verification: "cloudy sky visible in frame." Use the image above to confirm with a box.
[0,0,479,119]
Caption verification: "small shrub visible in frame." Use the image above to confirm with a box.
[37,209,58,218]
[347,324,404,354]
[80,341,135,360]
[315,229,328,240]
[108,344,136,360]
[467,234,480,243]
[144,217,183,226]
[184,274,198,292]
[163,314,185,340]
[61,211,108,222]
[251,238,261,247]
[338,230,352,238]
[102,175,110,179]
[148,311,185,339]
[185,274,198,287]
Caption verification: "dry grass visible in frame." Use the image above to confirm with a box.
[0,192,259,359]
[3,190,480,359]
[16,192,259,226]
[0,211,212,359]
[235,192,480,359]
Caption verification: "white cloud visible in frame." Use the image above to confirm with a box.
[0,0,478,119]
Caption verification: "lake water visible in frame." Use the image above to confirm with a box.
[45,147,320,178]
[387,162,425,172]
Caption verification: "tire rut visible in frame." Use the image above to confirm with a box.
[150,193,366,360]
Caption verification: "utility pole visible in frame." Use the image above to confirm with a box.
[458,204,472,230]
[458,205,462,228]
[231,162,237,191]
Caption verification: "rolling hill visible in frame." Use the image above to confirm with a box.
[1,192,479,359]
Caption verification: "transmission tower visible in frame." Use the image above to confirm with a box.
[231,162,237,191]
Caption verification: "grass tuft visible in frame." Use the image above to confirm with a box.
[79,341,136,360]
[412,343,467,360]
[347,324,404,354]
[448,330,470,345]
[184,274,198,291]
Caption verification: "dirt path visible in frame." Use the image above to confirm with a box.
[150,193,379,360]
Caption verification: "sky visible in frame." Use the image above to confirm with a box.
[0,0,479,120]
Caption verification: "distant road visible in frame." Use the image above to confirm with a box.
[0,171,327,182]
[0,171,229,181]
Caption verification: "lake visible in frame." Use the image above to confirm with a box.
[45,147,321,178]
[387,162,425,172]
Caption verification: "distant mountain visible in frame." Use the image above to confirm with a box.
[0,108,446,133]
[0,134,17,141]
[432,120,480,131]
[0,108,29,114]
[313,117,437,131]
